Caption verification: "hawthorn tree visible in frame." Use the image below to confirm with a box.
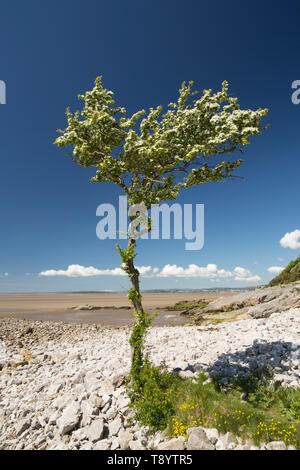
[55,76,267,382]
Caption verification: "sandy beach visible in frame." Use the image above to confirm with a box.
[0,291,233,326]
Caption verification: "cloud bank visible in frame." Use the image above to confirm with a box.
[39,263,261,283]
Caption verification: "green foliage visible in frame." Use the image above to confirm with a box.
[55,76,268,208]
[116,243,137,265]
[248,381,300,421]
[173,375,300,447]
[279,388,300,421]
[165,301,208,311]
[268,256,300,286]
[127,360,181,432]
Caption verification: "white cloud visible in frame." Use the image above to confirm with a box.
[136,266,156,277]
[217,269,233,278]
[280,229,300,250]
[233,266,250,277]
[233,266,261,283]
[39,263,260,283]
[39,264,156,278]
[4,273,8,277]
[267,266,284,274]
[156,263,232,279]
[40,264,127,278]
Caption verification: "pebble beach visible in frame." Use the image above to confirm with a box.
[0,306,299,450]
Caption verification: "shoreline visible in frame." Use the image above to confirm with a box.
[0,291,234,326]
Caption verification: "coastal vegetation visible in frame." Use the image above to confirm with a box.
[128,362,300,448]
[269,256,300,286]
[164,300,208,313]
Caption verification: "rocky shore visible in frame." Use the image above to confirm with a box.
[196,281,300,320]
[0,304,299,450]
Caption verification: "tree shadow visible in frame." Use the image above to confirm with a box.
[175,339,299,391]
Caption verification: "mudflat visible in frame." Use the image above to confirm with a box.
[0,291,233,326]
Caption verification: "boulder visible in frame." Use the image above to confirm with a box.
[51,392,73,410]
[80,400,95,427]
[111,373,125,388]
[98,380,114,396]
[204,428,219,444]
[157,437,186,450]
[84,374,100,395]
[87,418,104,442]
[218,432,238,447]
[20,326,33,336]
[47,381,64,396]
[56,402,81,435]
[108,417,122,436]
[187,427,215,450]
[265,441,287,450]
[118,429,134,450]
[106,406,118,421]
[94,439,111,450]
[15,418,31,437]
[129,440,146,450]
[71,428,88,442]
[179,370,194,379]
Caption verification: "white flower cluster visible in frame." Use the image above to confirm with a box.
[55,77,268,208]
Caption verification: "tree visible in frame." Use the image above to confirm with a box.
[55,76,268,382]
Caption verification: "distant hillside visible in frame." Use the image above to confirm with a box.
[269,256,300,286]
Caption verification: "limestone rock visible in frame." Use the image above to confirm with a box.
[204,428,219,444]
[187,427,215,450]
[98,380,114,396]
[15,418,31,437]
[157,437,186,450]
[118,429,134,450]
[87,418,104,442]
[218,432,238,447]
[265,441,287,450]
[56,402,81,435]
[108,417,122,436]
[94,439,111,450]
[129,440,146,450]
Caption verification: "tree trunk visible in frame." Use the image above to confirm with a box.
[116,214,152,383]
[125,237,145,376]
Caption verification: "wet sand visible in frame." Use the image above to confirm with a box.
[5,309,190,326]
[0,291,233,326]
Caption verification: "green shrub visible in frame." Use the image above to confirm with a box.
[127,360,181,432]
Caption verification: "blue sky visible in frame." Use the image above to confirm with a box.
[0,0,299,292]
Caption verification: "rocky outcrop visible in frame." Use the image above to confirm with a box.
[196,281,300,319]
